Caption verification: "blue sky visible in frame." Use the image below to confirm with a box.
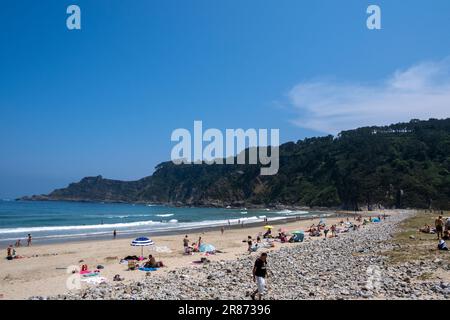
[1,0,450,198]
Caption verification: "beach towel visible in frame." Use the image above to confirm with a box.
[81,276,107,285]
[80,270,96,275]
[148,246,172,253]
[138,267,158,272]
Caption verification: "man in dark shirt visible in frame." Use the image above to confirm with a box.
[251,252,268,300]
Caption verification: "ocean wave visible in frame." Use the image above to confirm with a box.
[156,214,174,217]
[276,210,309,216]
[0,220,163,234]
[84,214,155,219]
[0,215,295,242]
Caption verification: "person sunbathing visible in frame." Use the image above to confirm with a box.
[419,225,431,234]
[309,228,322,237]
[263,230,271,239]
[145,255,164,268]
[123,255,140,261]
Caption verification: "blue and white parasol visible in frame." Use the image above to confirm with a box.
[131,237,154,257]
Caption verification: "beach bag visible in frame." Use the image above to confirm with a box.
[438,240,449,251]
[294,233,304,242]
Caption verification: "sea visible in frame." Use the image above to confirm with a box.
[0,199,331,245]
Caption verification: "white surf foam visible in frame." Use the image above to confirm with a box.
[0,220,162,234]
[276,210,309,216]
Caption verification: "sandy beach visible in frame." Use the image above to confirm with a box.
[0,211,375,300]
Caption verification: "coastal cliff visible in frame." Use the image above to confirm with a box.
[20,118,450,210]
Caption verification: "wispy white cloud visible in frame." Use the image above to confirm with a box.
[288,58,450,134]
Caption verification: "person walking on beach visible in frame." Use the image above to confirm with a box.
[113,230,117,239]
[221,227,225,235]
[251,252,268,300]
[330,225,337,238]
[435,216,444,239]
[183,235,189,248]
[183,235,192,254]
[324,226,329,239]
[27,234,32,246]
[247,236,253,254]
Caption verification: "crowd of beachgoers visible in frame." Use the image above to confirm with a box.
[15,210,447,300]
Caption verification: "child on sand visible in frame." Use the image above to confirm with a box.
[6,245,13,260]
[247,236,253,254]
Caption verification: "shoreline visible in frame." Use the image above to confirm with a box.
[0,209,347,247]
[0,209,381,300]
[41,209,450,301]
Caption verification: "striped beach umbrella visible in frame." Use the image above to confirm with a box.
[131,237,154,257]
